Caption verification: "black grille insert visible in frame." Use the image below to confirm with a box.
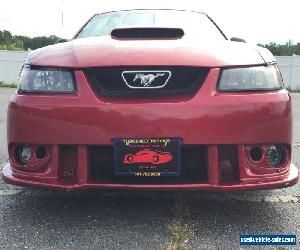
[85,67,209,98]
[59,146,78,182]
[89,145,208,184]
[218,145,239,183]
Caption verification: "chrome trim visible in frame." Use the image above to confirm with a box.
[121,70,171,89]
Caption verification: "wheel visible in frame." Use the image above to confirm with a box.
[127,155,134,162]
[152,155,159,163]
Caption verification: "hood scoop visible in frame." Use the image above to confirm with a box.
[111,27,184,40]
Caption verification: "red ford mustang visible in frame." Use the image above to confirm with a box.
[2,9,298,190]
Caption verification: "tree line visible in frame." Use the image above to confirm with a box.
[0,30,66,51]
[0,29,300,56]
[258,40,300,56]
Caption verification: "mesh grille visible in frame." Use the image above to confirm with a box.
[59,146,78,182]
[85,67,209,98]
[218,145,239,183]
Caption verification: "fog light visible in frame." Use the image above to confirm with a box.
[19,145,32,164]
[267,145,284,168]
[36,146,47,159]
[249,147,263,161]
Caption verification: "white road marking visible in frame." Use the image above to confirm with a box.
[263,195,299,203]
[187,193,300,203]
[0,190,22,196]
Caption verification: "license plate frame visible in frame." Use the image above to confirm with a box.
[113,138,181,177]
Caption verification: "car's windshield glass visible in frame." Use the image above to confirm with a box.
[76,10,226,40]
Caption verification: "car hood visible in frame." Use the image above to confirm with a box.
[26,36,275,68]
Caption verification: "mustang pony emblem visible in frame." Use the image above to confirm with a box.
[133,73,165,87]
[121,70,171,89]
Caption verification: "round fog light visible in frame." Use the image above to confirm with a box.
[249,147,263,161]
[36,146,47,159]
[267,145,284,168]
[20,145,32,164]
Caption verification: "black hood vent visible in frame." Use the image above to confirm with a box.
[111,27,184,40]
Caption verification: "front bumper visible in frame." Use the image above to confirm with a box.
[2,162,298,191]
[4,69,298,191]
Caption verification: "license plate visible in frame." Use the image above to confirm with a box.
[114,138,181,176]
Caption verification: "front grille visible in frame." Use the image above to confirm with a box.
[218,145,239,183]
[85,67,209,98]
[59,146,78,182]
[89,145,208,184]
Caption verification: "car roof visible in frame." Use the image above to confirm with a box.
[93,9,206,17]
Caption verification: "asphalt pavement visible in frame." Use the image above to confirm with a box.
[0,88,299,250]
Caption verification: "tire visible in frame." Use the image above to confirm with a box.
[127,155,134,162]
[152,155,159,163]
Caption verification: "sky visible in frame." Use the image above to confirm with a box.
[0,0,299,45]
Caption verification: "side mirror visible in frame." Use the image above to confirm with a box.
[230,37,247,43]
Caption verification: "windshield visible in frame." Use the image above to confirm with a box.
[76,10,226,40]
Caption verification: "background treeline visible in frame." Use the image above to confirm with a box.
[0,30,66,51]
[258,40,300,56]
[1,29,300,55]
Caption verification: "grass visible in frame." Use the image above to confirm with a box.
[165,194,192,250]
[165,220,190,250]
[0,81,17,88]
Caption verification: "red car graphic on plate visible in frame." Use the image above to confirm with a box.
[123,149,173,165]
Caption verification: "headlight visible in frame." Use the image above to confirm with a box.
[18,66,76,93]
[218,65,283,91]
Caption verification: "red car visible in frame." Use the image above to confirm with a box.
[123,149,173,164]
[2,9,298,190]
